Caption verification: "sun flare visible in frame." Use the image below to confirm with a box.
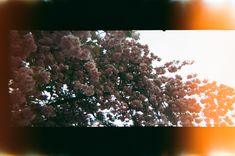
[204,0,226,5]
[209,151,235,156]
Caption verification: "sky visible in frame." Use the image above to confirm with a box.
[138,30,235,88]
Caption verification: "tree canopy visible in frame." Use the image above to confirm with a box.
[9,30,235,127]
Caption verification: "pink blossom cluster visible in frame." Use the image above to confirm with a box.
[8,30,235,127]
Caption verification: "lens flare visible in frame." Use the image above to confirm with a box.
[179,153,201,156]
[0,0,8,3]
[0,152,16,156]
[188,0,235,29]
[204,0,226,6]
[209,151,235,156]
[171,0,192,2]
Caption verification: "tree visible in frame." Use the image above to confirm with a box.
[8,30,235,127]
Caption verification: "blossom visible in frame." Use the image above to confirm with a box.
[10,89,26,108]
[15,67,35,93]
[34,68,51,84]
[23,32,37,54]
[84,61,96,70]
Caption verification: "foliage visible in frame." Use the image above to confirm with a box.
[9,30,235,127]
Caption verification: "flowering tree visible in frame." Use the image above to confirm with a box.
[9,30,235,127]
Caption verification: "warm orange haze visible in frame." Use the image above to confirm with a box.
[171,0,235,29]
[140,30,235,127]
[170,1,235,155]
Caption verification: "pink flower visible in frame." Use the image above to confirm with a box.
[60,34,81,50]
[16,67,35,93]
[10,89,26,107]
[39,36,53,45]
[23,33,37,54]
[84,61,95,70]
[83,85,94,96]
[168,66,178,73]
[78,49,91,60]
[34,68,51,84]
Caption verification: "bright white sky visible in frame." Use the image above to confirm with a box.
[138,30,235,88]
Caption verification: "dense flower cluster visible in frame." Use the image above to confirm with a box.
[9,30,235,127]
